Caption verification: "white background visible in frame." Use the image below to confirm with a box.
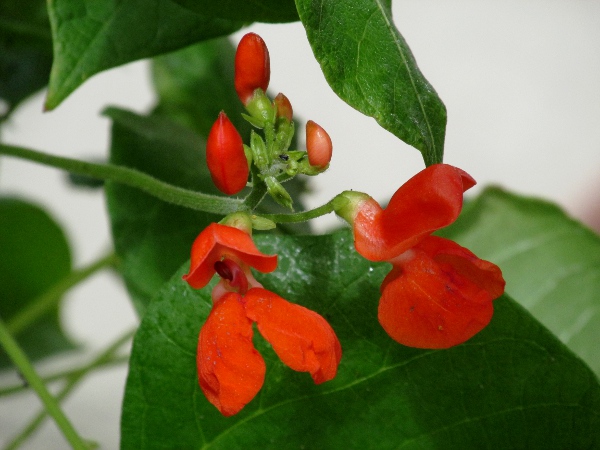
[1,1,600,448]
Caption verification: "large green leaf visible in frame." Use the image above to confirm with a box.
[296,0,446,166]
[151,38,310,234]
[0,0,52,120]
[440,187,600,377]
[171,0,298,23]
[121,230,600,448]
[45,0,243,110]
[0,198,75,368]
[104,108,221,315]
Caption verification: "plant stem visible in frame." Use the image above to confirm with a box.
[0,144,243,215]
[260,195,341,223]
[6,253,118,337]
[0,319,90,450]
[0,354,129,397]
[3,328,136,450]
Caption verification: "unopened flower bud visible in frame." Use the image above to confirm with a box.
[274,93,293,122]
[264,176,293,210]
[235,33,270,105]
[306,120,332,169]
[206,112,249,195]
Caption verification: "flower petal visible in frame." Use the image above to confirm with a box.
[197,292,266,416]
[244,288,342,384]
[183,223,277,289]
[378,236,505,349]
[354,164,476,261]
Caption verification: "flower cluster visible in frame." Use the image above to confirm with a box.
[184,32,505,417]
[205,32,333,207]
[336,164,505,349]
[183,217,341,416]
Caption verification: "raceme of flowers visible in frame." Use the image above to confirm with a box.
[182,32,505,416]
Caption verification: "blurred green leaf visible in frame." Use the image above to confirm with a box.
[0,0,52,120]
[440,187,600,377]
[151,38,310,234]
[45,0,243,110]
[296,0,446,166]
[152,37,252,139]
[0,198,75,368]
[171,0,298,23]
[105,107,222,315]
[121,230,600,448]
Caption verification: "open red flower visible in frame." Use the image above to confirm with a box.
[184,220,342,416]
[339,164,505,349]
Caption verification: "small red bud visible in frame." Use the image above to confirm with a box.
[235,33,270,105]
[206,112,249,195]
[274,93,293,122]
[306,120,333,169]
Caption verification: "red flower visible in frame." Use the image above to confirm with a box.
[206,112,249,195]
[339,164,505,349]
[184,221,342,416]
[234,33,270,105]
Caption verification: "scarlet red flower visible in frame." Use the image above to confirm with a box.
[338,164,505,349]
[183,222,277,289]
[235,33,270,105]
[184,220,342,416]
[305,120,333,169]
[206,112,249,195]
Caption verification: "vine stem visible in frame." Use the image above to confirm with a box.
[260,194,345,223]
[7,252,118,337]
[0,318,90,450]
[0,143,243,215]
[0,143,347,224]
[3,328,136,450]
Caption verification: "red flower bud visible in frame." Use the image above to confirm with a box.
[206,112,249,195]
[235,33,270,105]
[274,93,293,122]
[306,120,332,169]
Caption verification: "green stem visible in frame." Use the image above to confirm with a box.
[0,354,129,397]
[243,174,268,210]
[261,195,341,223]
[0,144,243,215]
[3,329,135,450]
[7,253,118,337]
[0,319,90,450]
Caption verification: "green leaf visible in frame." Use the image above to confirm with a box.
[440,187,600,377]
[151,38,311,234]
[45,0,243,110]
[0,0,52,120]
[0,198,75,368]
[121,230,600,448]
[171,0,298,23]
[152,37,253,140]
[104,108,221,315]
[296,0,446,166]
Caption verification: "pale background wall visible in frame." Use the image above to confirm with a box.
[1,1,599,448]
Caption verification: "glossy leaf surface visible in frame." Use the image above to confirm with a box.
[440,187,600,376]
[296,0,446,165]
[105,108,221,314]
[45,0,242,109]
[121,230,600,448]
[0,198,74,368]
